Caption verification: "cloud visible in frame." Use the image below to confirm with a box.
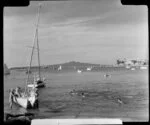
[4,0,148,67]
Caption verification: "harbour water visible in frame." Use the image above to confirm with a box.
[4,68,148,122]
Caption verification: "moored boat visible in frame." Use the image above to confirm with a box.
[8,4,44,109]
[27,4,46,89]
[86,67,92,71]
[104,73,111,78]
[140,66,148,70]
[77,69,82,73]
[9,87,38,109]
[131,68,135,70]
[58,65,62,71]
[125,65,131,69]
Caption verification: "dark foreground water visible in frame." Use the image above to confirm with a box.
[4,68,148,122]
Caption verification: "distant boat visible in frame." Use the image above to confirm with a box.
[104,73,111,78]
[69,89,78,96]
[58,65,62,71]
[125,65,130,69]
[140,66,147,70]
[117,98,123,104]
[4,64,10,75]
[131,68,135,70]
[86,67,92,71]
[77,69,82,73]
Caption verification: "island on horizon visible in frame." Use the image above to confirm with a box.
[9,59,148,72]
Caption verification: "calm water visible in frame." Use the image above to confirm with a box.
[4,68,148,121]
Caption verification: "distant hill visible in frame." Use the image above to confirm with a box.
[51,61,100,67]
[10,61,113,70]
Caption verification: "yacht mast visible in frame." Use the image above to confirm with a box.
[25,4,42,94]
[37,28,41,80]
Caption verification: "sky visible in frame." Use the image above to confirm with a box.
[4,0,148,68]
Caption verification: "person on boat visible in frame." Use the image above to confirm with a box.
[36,75,40,81]
[14,87,21,97]
[35,75,41,84]
[33,76,37,85]
[31,88,38,96]
[9,88,14,109]
[30,89,38,97]
[21,92,25,97]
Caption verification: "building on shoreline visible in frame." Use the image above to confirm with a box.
[116,59,148,67]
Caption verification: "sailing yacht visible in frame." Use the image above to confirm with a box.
[27,4,46,89]
[9,4,44,109]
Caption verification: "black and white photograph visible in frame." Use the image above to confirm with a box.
[4,0,148,124]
